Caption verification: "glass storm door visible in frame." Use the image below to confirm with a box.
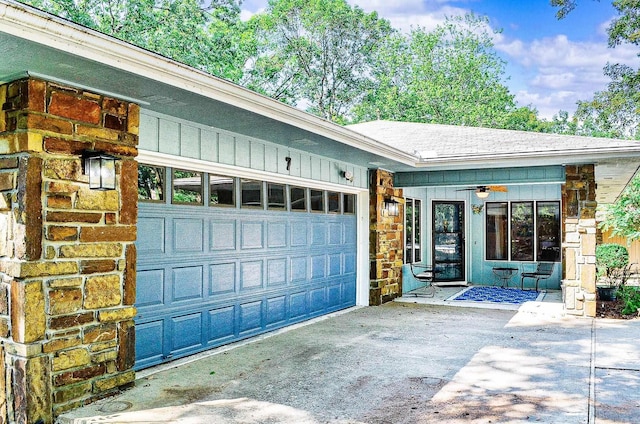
[432,201,465,282]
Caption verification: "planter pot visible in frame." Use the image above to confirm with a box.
[597,286,618,301]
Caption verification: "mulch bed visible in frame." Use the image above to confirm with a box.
[596,298,638,319]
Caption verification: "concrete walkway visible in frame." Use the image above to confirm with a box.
[59,295,640,424]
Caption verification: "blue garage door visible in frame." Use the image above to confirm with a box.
[135,201,357,369]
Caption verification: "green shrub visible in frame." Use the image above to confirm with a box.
[596,244,629,280]
[618,285,640,316]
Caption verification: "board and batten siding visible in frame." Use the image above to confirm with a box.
[138,109,369,189]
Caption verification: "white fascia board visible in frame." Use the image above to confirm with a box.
[0,0,415,167]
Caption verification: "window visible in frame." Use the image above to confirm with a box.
[343,194,356,214]
[486,201,561,262]
[327,191,340,213]
[267,183,286,210]
[241,179,263,208]
[290,187,307,211]
[138,164,165,202]
[310,189,324,212]
[405,198,421,264]
[209,174,234,206]
[172,169,203,205]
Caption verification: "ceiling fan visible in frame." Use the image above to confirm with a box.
[456,185,508,198]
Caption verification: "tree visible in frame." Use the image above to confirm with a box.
[18,0,252,82]
[600,174,640,241]
[242,0,395,122]
[352,14,518,128]
[553,0,640,138]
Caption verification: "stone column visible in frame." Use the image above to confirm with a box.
[369,169,404,305]
[0,78,138,422]
[562,164,597,317]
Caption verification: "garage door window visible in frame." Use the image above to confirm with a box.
[343,194,355,214]
[172,169,203,205]
[209,174,234,206]
[138,164,165,202]
[268,183,286,210]
[241,179,263,208]
[328,192,340,213]
[310,189,324,212]
[291,187,307,211]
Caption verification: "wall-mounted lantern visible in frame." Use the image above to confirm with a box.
[475,187,490,199]
[383,196,399,217]
[83,151,118,190]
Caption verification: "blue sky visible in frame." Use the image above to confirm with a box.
[241,0,637,120]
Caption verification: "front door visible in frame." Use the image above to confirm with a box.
[432,201,465,282]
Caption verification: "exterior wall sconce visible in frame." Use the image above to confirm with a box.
[83,151,118,190]
[475,188,490,199]
[384,196,399,217]
[341,170,354,182]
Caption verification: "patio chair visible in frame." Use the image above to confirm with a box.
[520,262,555,291]
[409,263,435,297]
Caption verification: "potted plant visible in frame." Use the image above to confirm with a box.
[596,243,631,301]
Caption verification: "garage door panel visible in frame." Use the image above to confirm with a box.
[170,312,203,354]
[138,216,166,255]
[172,266,204,302]
[241,221,264,250]
[240,260,264,291]
[135,319,164,367]
[267,222,288,248]
[209,263,236,295]
[290,256,308,282]
[137,269,165,308]
[327,284,341,309]
[173,218,205,252]
[309,288,325,313]
[210,220,236,251]
[312,222,327,246]
[266,296,287,326]
[289,291,307,319]
[328,254,342,276]
[267,259,287,286]
[208,305,236,343]
[311,255,326,279]
[344,252,356,274]
[328,222,342,245]
[239,300,263,335]
[291,221,308,246]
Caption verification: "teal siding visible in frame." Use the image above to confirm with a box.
[396,166,565,188]
[140,109,368,189]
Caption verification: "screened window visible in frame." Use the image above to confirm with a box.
[138,164,165,202]
[267,183,286,210]
[241,179,263,208]
[172,169,203,205]
[405,198,421,264]
[290,187,307,211]
[310,189,324,212]
[209,174,234,206]
[486,201,560,262]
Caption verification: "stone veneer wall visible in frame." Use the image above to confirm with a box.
[369,169,404,306]
[0,78,138,422]
[562,164,597,317]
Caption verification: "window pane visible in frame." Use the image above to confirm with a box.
[405,198,414,264]
[138,164,165,201]
[537,201,561,261]
[291,187,307,211]
[486,203,508,260]
[172,169,203,205]
[267,183,286,210]
[511,202,534,261]
[328,191,340,213]
[414,199,421,263]
[343,194,355,214]
[209,174,234,206]
[310,189,324,212]
[241,179,262,208]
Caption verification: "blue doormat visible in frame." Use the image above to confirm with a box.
[450,286,543,304]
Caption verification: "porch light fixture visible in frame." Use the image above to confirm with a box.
[384,196,399,217]
[475,188,490,199]
[82,151,118,190]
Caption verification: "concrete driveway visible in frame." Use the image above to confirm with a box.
[59,301,640,423]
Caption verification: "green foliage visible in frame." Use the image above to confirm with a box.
[18,0,253,82]
[243,0,395,122]
[600,174,640,240]
[596,244,631,287]
[352,14,517,128]
[618,285,640,315]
